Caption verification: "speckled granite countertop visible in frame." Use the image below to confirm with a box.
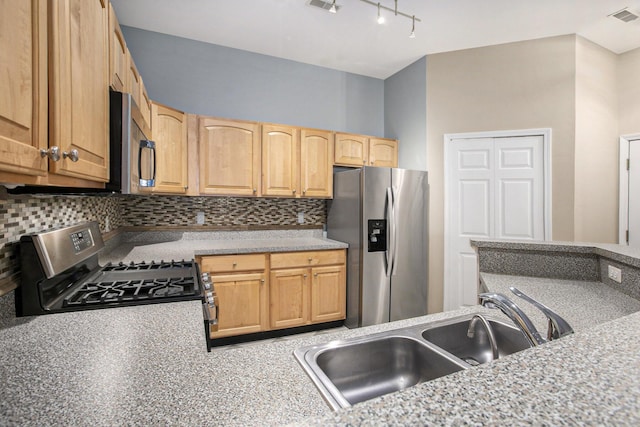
[471,238,640,268]
[100,229,348,264]
[2,232,640,425]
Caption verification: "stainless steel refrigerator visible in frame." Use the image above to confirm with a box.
[327,167,429,328]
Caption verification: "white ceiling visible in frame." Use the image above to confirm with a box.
[111,0,640,79]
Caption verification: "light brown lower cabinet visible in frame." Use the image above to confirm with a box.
[198,249,346,340]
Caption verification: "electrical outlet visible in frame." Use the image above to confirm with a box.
[608,265,622,283]
[196,211,205,225]
[297,212,305,224]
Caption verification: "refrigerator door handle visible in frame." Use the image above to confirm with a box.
[386,187,396,277]
[390,186,399,276]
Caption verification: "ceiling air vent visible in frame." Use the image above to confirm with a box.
[609,7,639,23]
[308,0,340,13]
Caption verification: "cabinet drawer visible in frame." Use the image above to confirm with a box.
[200,254,266,273]
[270,250,345,269]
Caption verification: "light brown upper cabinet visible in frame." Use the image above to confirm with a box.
[334,133,398,168]
[262,125,333,198]
[127,54,142,111]
[48,0,110,183]
[139,78,152,135]
[108,3,128,92]
[300,129,333,198]
[198,117,261,196]
[262,124,299,197]
[369,138,398,167]
[149,102,188,194]
[0,0,48,179]
[334,133,369,167]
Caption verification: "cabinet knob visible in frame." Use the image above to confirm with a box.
[232,262,237,267]
[370,160,375,165]
[363,159,366,164]
[253,188,257,193]
[314,273,318,277]
[302,190,306,195]
[303,274,308,278]
[261,279,265,284]
[63,149,79,162]
[308,258,312,262]
[40,146,61,162]
[292,189,296,194]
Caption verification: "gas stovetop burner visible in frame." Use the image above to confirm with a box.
[102,259,194,271]
[63,275,198,307]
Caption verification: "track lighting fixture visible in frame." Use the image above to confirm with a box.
[409,15,415,38]
[377,3,385,24]
[359,0,421,35]
[329,0,337,14]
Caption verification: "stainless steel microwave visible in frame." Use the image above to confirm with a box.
[107,90,156,194]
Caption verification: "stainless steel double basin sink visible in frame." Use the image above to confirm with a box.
[294,314,532,410]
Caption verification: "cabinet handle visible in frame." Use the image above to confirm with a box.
[63,149,79,162]
[40,146,61,162]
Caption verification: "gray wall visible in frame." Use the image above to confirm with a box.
[121,26,384,136]
[384,57,427,171]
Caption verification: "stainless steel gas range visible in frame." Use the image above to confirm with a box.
[15,222,202,316]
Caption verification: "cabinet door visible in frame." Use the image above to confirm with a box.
[334,133,368,167]
[139,78,152,134]
[49,0,109,182]
[210,272,268,338]
[150,102,187,194]
[199,117,261,196]
[300,129,333,198]
[108,3,127,92]
[270,268,309,329]
[127,54,141,102]
[0,0,48,177]
[369,138,398,167]
[310,265,346,323]
[262,124,299,197]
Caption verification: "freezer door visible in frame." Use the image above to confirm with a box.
[389,169,429,321]
[327,169,363,328]
[361,167,392,326]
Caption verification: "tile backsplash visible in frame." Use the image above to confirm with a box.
[0,193,326,281]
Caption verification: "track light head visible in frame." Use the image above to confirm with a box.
[409,15,415,38]
[377,2,385,24]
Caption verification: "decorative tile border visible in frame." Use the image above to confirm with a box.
[120,195,326,227]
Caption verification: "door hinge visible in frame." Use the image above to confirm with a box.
[627,158,630,171]
[626,230,630,243]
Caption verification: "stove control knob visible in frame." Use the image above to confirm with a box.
[204,281,211,290]
[202,272,210,281]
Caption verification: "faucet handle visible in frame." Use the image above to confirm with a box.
[509,287,574,341]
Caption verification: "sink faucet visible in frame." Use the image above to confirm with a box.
[479,292,546,346]
[509,287,574,340]
[467,314,499,361]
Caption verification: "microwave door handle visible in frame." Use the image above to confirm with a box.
[138,140,156,187]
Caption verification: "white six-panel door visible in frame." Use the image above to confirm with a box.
[444,133,546,310]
